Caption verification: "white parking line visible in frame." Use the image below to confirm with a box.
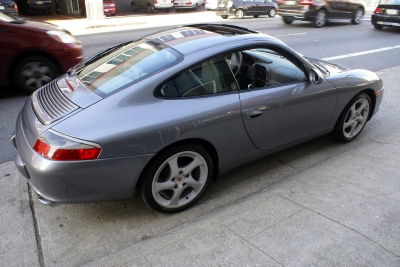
[322,45,400,61]
[275,32,307,37]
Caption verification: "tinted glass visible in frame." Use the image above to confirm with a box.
[77,40,183,97]
[156,54,236,97]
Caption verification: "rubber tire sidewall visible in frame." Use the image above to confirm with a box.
[141,144,213,213]
[312,10,326,28]
[235,9,244,19]
[13,55,57,94]
[268,7,275,17]
[283,17,293,24]
[331,93,371,142]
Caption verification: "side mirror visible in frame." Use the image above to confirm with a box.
[309,68,324,84]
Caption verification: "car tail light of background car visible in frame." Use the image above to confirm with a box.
[33,130,101,161]
[298,0,315,5]
[14,3,18,10]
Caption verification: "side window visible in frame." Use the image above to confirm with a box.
[231,47,306,90]
[156,54,237,98]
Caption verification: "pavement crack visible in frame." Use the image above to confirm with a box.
[27,184,45,267]
[223,224,285,266]
[278,194,400,258]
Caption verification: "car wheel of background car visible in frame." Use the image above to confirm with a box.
[374,24,383,29]
[282,17,293,24]
[13,55,57,94]
[141,144,213,213]
[221,15,228,19]
[351,8,363,24]
[193,3,198,10]
[268,7,276,17]
[331,93,371,142]
[312,10,327,28]
[253,15,259,18]
[235,9,244,19]
[165,8,170,13]
[131,2,137,12]
[147,4,154,12]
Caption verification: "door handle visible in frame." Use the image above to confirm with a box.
[245,110,262,119]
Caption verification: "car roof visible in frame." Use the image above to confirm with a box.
[143,24,284,55]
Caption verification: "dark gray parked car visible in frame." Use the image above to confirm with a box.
[0,0,18,16]
[12,24,384,213]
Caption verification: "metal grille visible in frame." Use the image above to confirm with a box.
[32,80,79,125]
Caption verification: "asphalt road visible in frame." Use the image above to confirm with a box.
[0,13,399,163]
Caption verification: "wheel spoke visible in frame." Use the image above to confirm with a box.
[185,176,204,192]
[38,66,50,75]
[169,186,185,206]
[181,156,203,175]
[25,77,36,86]
[166,155,180,179]
[153,180,175,192]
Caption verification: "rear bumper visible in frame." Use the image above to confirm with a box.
[103,7,115,14]
[13,103,155,204]
[371,14,400,27]
[27,4,52,10]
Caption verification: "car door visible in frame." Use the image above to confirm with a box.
[238,48,337,151]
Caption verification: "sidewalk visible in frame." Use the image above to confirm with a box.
[1,65,399,266]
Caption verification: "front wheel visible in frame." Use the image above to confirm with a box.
[141,144,213,213]
[312,10,326,28]
[374,24,383,29]
[331,93,371,142]
[268,7,276,17]
[352,8,363,24]
[221,15,228,19]
[253,15,259,18]
[235,9,244,19]
[13,55,57,94]
[282,17,293,24]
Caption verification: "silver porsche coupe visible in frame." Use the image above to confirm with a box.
[12,24,384,213]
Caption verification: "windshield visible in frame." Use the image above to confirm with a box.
[77,40,183,97]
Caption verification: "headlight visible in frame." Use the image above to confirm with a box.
[47,30,76,43]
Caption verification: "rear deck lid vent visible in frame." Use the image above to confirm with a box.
[31,80,79,125]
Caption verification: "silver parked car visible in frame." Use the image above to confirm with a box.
[12,24,384,213]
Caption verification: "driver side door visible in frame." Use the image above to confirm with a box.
[238,47,337,151]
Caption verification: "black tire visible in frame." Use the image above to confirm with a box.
[13,55,58,94]
[331,93,371,142]
[253,15,259,18]
[164,8,170,13]
[221,15,228,19]
[235,9,244,19]
[268,7,276,17]
[193,3,198,10]
[131,3,137,12]
[80,9,85,16]
[147,4,154,12]
[282,17,293,24]
[312,10,327,28]
[351,8,363,24]
[141,144,213,213]
[373,24,383,29]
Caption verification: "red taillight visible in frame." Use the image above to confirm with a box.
[374,7,381,14]
[154,0,158,3]
[14,3,18,10]
[186,1,192,4]
[299,0,315,5]
[277,0,284,4]
[33,131,101,161]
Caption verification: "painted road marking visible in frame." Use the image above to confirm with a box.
[322,45,400,61]
[275,32,307,37]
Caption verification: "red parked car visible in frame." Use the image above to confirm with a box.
[0,12,83,94]
[79,0,116,16]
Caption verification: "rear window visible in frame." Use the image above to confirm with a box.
[77,40,183,97]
